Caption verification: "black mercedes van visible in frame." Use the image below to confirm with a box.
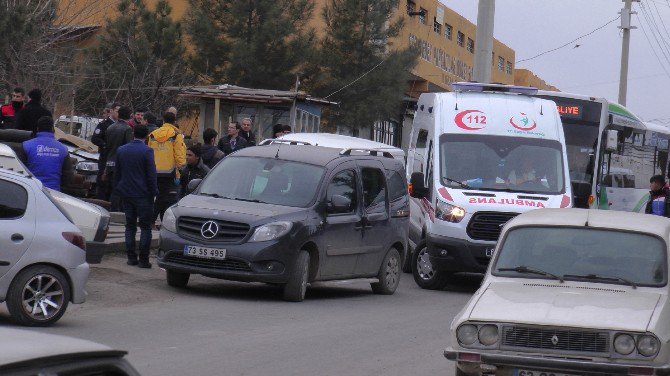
[157,144,409,301]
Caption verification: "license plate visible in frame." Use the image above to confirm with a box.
[183,245,226,260]
[514,369,580,376]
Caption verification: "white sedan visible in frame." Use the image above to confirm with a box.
[446,208,670,376]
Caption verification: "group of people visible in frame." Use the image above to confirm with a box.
[0,87,52,133]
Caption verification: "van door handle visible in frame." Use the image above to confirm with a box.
[11,234,24,242]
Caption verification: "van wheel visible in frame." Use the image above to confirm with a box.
[412,240,449,290]
[283,250,309,302]
[402,248,412,273]
[166,269,190,288]
[7,265,70,327]
[371,248,401,294]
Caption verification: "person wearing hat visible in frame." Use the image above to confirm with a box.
[22,116,69,191]
[92,102,120,200]
[180,143,210,198]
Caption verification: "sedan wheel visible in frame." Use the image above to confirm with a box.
[7,266,70,326]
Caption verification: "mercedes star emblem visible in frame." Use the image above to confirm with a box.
[551,335,559,346]
[200,220,219,239]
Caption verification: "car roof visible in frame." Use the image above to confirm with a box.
[271,133,405,156]
[0,328,125,368]
[506,208,670,238]
[230,144,396,167]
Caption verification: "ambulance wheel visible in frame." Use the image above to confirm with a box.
[412,240,449,290]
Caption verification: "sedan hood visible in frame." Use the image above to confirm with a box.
[177,194,306,221]
[468,281,661,332]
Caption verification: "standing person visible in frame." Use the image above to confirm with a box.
[15,88,51,136]
[114,125,158,268]
[201,128,224,168]
[217,122,248,155]
[180,144,210,197]
[238,117,256,146]
[91,103,119,200]
[128,107,146,128]
[0,87,25,129]
[22,116,69,190]
[148,111,186,222]
[105,106,134,211]
[646,175,670,217]
[141,112,158,134]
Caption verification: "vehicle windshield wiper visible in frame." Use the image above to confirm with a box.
[231,197,264,203]
[563,274,637,289]
[200,192,226,199]
[497,266,564,283]
[443,177,472,189]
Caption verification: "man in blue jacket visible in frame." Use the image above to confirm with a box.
[114,125,158,268]
[22,116,69,190]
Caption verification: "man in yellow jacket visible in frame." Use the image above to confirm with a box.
[148,111,186,223]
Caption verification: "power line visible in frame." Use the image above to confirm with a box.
[638,5,670,72]
[323,58,388,100]
[515,16,620,64]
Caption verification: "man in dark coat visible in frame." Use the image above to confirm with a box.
[180,144,210,197]
[646,175,670,217]
[104,106,134,211]
[217,121,247,155]
[201,128,224,168]
[238,117,256,146]
[91,103,119,200]
[15,88,51,136]
[114,125,158,268]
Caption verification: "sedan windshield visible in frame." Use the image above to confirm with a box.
[198,157,325,208]
[493,227,667,287]
[440,134,565,194]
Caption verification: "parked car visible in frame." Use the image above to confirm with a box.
[157,145,409,301]
[0,167,90,325]
[0,143,109,261]
[0,327,140,375]
[446,208,670,376]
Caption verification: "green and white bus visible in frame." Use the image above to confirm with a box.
[536,91,670,212]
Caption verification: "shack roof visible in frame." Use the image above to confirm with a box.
[177,84,338,106]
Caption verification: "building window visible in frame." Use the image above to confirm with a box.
[498,56,505,71]
[419,8,427,24]
[506,61,513,74]
[457,31,464,47]
[407,0,415,14]
[467,38,474,53]
[433,18,442,34]
[445,24,452,40]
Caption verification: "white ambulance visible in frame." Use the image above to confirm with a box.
[406,82,572,289]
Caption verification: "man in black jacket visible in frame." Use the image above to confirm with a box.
[180,144,210,198]
[645,175,670,217]
[238,117,256,146]
[91,103,119,200]
[15,89,51,136]
[104,106,133,211]
[218,121,247,155]
[201,128,224,168]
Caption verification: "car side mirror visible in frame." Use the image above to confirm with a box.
[187,179,202,194]
[328,194,352,214]
[409,172,428,199]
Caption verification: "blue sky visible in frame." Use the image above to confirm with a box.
[441,0,670,124]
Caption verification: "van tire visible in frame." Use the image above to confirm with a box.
[166,269,190,288]
[371,248,401,294]
[283,250,310,302]
[412,240,449,290]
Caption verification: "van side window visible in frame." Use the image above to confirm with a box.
[412,129,429,174]
[362,168,387,214]
[0,180,28,219]
[387,171,407,202]
[326,170,357,214]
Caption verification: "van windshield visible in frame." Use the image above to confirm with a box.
[439,134,565,194]
[198,157,325,208]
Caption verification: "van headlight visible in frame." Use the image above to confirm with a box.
[162,207,178,233]
[249,221,293,242]
[637,335,661,357]
[456,324,478,346]
[614,334,636,355]
[436,200,466,223]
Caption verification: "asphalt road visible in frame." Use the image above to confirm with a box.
[1,254,482,376]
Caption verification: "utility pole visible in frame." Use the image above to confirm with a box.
[618,0,637,106]
[473,0,495,84]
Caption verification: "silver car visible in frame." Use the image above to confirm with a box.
[0,168,89,326]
